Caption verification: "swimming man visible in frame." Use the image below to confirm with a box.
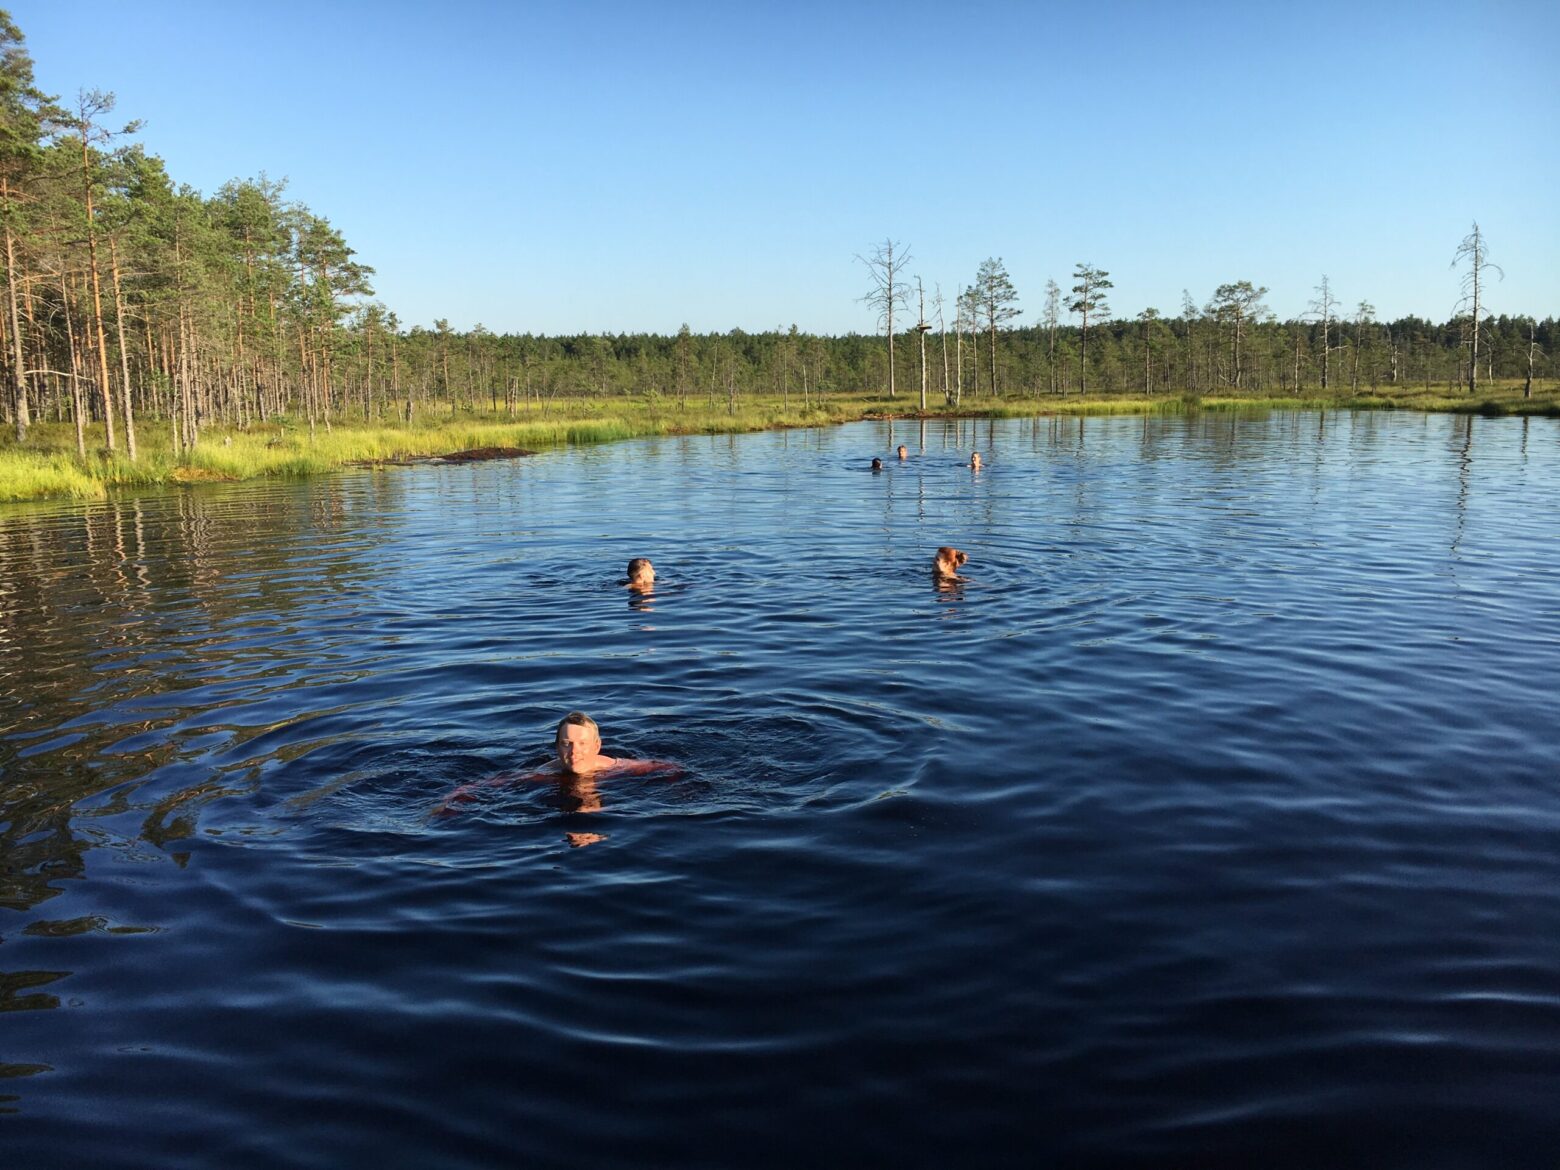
[436,712,681,819]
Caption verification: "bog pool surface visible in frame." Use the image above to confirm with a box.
[2,412,1558,1168]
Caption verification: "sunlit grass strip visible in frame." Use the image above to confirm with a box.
[1049,397,1185,415]
[1,384,1556,504]
[0,451,109,501]
[1195,396,1336,411]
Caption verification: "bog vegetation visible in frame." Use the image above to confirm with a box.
[0,11,1552,503]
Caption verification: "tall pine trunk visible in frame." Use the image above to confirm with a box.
[80,133,117,451]
[109,236,137,460]
[2,180,30,441]
[60,271,86,457]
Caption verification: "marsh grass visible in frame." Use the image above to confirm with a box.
[2,381,1555,504]
[0,450,111,501]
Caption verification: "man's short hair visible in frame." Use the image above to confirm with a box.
[556,711,600,745]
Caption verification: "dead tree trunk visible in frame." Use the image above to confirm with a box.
[916,278,929,412]
[1525,322,1541,399]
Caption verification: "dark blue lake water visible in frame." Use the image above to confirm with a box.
[2,412,1558,1168]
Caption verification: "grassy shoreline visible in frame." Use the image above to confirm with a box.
[1,385,1554,505]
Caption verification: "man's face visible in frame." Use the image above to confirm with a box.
[557,724,601,773]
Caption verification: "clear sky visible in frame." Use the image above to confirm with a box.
[13,0,1558,335]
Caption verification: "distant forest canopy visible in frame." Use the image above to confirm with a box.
[0,10,1552,460]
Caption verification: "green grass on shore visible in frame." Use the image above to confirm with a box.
[0,401,860,502]
[1,383,1554,504]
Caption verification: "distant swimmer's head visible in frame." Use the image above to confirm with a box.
[934,546,968,579]
[970,451,983,470]
[897,445,908,460]
[626,557,655,590]
[555,711,603,774]
[871,457,883,471]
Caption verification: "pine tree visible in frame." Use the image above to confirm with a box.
[1068,264,1112,395]
[974,258,1020,396]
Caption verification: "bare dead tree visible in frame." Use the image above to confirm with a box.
[856,238,911,398]
[1452,222,1502,396]
[914,276,932,411]
[1524,319,1544,400]
[1307,275,1342,391]
[933,283,950,405]
[955,285,980,407]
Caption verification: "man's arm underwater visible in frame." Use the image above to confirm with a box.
[433,757,683,816]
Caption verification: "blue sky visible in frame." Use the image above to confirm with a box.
[14,0,1557,334]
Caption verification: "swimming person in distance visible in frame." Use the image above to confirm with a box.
[933,546,969,595]
[967,451,983,471]
[625,557,656,592]
[435,712,683,833]
[897,444,909,460]
[871,457,884,471]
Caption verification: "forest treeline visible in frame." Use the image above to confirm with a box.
[0,12,1552,464]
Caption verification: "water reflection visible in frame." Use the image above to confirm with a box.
[0,478,396,910]
[21,916,156,938]
[1452,414,1473,558]
[932,576,966,607]
[0,1060,51,1116]
[0,968,68,1013]
[0,818,85,912]
[555,772,606,848]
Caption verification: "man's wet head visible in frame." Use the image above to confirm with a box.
[627,558,655,590]
[555,711,603,774]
